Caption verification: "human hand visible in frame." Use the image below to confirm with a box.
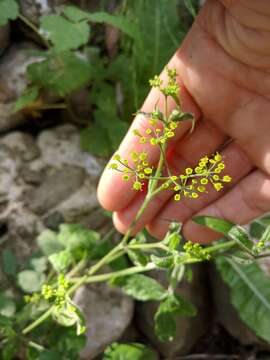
[97,0,270,243]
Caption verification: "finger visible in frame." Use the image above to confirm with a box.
[183,169,270,243]
[113,119,227,234]
[146,142,253,240]
[97,53,201,212]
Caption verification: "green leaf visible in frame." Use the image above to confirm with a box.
[103,342,157,360]
[162,225,182,251]
[29,256,47,273]
[0,0,19,26]
[216,256,270,342]
[192,215,234,235]
[2,249,17,276]
[58,224,100,252]
[227,225,254,253]
[63,6,139,41]
[37,229,64,256]
[250,215,270,239]
[150,255,174,269]
[80,124,112,157]
[40,15,90,51]
[120,274,167,301]
[2,339,20,360]
[183,0,197,18]
[154,293,196,341]
[17,270,45,293]
[13,86,39,113]
[27,51,91,96]
[0,293,16,317]
[127,250,148,267]
[49,250,72,273]
[52,301,86,335]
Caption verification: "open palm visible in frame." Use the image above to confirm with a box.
[98,0,270,243]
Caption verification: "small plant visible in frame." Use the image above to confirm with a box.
[1,67,270,359]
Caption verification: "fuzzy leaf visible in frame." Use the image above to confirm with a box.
[0,0,19,26]
[37,229,64,256]
[154,293,196,341]
[0,293,16,317]
[120,274,167,301]
[192,215,234,235]
[150,255,174,269]
[27,51,91,96]
[80,124,112,157]
[48,250,72,273]
[127,250,148,267]
[227,225,254,253]
[17,270,45,293]
[40,15,90,51]
[216,256,270,342]
[104,342,157,360]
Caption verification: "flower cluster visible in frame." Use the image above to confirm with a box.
[41,274,70,308]
[109,66,232,202]
[109,151,232,200]
[183,241,211,261]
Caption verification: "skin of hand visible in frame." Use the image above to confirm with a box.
[97,0,270,243]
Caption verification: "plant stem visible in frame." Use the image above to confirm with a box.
[22,307,54,335]
[206,240,236,254]
[18,14,50,47]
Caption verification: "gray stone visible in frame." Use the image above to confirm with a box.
[0,43,40,132]
[0,24,10,55]
[74,284,134,359]
[136,264,209,357]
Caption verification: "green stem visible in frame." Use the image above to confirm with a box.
[18,14,50,47]
[206,240,236,254]
[22,307,53,335]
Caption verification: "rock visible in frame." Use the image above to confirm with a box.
[0,125,105,263]
[0,43,40,132]
[0,24,10,55]
[136,264,209,357]
[73,284,134,359]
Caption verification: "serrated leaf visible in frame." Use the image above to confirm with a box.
[0,0,19,26]
[2,249,17,276]
[13,86,39,113]
[154,293,196,341]
[49,250,72,273]
[37,229,64,256]
[192,215,234,235]
[40,15,90,51]
[63,6,139,41]
[228,225,254,254]
[216,256,270,342]
[17,270,45,293]
[103,342,157,360]
[120,274,167,301]
[27,51,91,96]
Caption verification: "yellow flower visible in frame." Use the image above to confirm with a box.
[200,178,208,185]
[113,154,121,161]
[174,185,181,191]
[139,137,147,144]
[191,192,199,199]
[197,186,206,193]
[139,152,147,161]
[218,163,225,170]
[131,151,139,162]
[213,182,223,191]
[213,175,219,181]
[138,173,145,179]
[109,163,118,170]
[214,153,222,162]
[133,181,142,191]
[145,128,152,135]
[185,168,193,175]
[150,138,158,145]
[195,167,203,174]
[144,167,153,174]
[174,194,181,201]
[149,118,157,126]
[170,176,177,181]
[222,175,232,182]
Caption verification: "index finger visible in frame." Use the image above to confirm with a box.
[97,52,201,212]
